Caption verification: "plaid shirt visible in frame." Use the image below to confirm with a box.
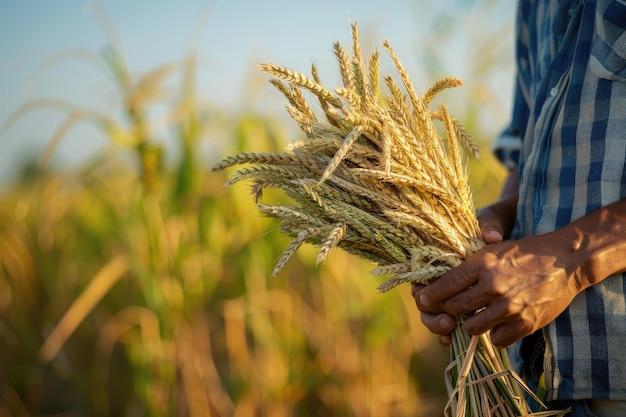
[493,0,626,401]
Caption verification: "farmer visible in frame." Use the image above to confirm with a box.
[413,1,626,416]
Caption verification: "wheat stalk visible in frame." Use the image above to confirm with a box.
[212,22,569,417]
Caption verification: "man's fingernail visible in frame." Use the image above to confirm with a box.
[419,293,431,307]
[440,316,454,331]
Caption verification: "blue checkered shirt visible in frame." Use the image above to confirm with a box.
[493,0,626,401]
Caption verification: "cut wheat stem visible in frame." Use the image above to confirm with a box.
[212,22,569,417]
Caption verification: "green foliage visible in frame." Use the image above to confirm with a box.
[0,47,462,417]
[0,11,506,415]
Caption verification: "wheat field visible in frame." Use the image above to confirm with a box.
[0,21,512,417]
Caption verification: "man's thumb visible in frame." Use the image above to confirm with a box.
[481,224,504,244]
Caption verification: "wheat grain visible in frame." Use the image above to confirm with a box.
[422,76,464,106]
[334,41,358,104]
[335,87,360,109]
[350,22,367,101]
[213,22,569,417]
[269,79,317,124]
[371,262,411,276]
[367,49,380,103]
[224,164,314,186]
[257,204,325,226]
[212,152,321,172]
[377,264,452,291]
[318,125,366,185]
[271,228,318,277]
[316,223,346,266]
[260,63,343,109]
[430,111,481,159]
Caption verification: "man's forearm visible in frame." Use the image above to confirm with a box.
[477,169,519,240]
[556,198,626,291]
[499,168,519,203]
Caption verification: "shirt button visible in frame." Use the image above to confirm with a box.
[550,87,559,97]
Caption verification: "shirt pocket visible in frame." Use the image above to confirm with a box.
[590,1,626,82]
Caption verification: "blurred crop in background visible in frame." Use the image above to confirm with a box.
[0,1,510,416]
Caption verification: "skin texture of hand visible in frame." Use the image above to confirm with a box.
[414,197,626,348]
[417,233,582,347]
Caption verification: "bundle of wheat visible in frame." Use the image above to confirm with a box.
[212,22,569,417]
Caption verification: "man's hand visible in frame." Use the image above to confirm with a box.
[414,197,626,347]
[412,196,512,346]
[411,283,456,346]
[415,233,582,347]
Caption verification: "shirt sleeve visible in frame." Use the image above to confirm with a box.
[492,127,522,171]
[590,0,626,81]
[492,0,531,171]
[492,78,528,171]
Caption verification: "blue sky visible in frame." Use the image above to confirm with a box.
[0,1,515,184]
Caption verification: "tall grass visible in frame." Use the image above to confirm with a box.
[0,40,496,415]
[0,13,510,417]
